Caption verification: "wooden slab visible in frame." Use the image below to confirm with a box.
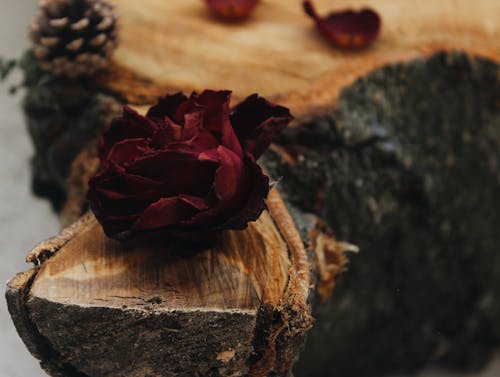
[30,210,290,312]
[100,0,500,118]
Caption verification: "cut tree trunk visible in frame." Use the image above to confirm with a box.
[9,0,500,376]
[7,189,348,377]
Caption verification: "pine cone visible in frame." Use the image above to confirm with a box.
[29,0,118,79]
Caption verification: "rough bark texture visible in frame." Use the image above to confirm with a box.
[263,52,500,377]
[20,50,121,209]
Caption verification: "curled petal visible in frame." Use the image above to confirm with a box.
[196,90,244,157]
[231,94,293,159]
[205,0,260,21]
[146,92,188,123]
[128,150,218,197]
[134,195,209,231]
[107,138,150,167]
[304,1,381,49]
[99,106,157,161]
[221,153,269,230]
[213,145,244,201]
[191,152,268,230]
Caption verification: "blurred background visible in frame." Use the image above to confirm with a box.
[0,1,498,377]
[0,1,59,376]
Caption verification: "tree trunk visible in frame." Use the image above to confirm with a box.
[9,0,500,376]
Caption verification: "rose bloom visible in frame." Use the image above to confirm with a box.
[88,90,292,242]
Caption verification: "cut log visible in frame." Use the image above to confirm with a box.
[98,0,499,116]
[10,0,500,376]
[7,189,347,377]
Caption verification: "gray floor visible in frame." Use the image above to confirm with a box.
[0,1,498,376]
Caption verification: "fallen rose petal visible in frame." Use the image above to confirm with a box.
[303,0,381,49]
[205,0,260,21]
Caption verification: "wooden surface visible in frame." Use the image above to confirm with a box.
[100,0,500,118]
[30,209,290,311]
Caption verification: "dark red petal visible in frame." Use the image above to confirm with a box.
[213,145,244,201]
[195,90,244,157]
[146,92,188,123]
[134,195,209,231]
[230,94,293,159]
[174,92,201,125]
[150,118,183,148]
[188,128,221,152]
[303,1,381,49]
[128,150,218,197]
[220,153,269,229]
[107,138,150,167]
[88,167,164,217]
[195,90,231,134]
[181,110,204,141]
[99,106,157,161]
[205,0,260,21]
[190,152,268,229]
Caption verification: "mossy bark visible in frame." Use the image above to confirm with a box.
[264,52,500,376]
[20,51,121,209]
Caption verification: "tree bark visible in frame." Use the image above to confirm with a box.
[9,0,500,376]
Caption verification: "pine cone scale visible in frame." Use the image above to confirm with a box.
[70,18,89,31]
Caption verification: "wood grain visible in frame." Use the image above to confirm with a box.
[30,208,290,312]
[100,0,500,118]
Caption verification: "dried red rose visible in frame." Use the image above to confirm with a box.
[205,0,260,21]
[88,90,292,242]
[303,1,381,49]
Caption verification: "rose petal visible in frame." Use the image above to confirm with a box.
[230,94,293,158]
[213,145,244,201]
[205,0,260,21]
[190,152,268,229]
[88,168,165,217]
[134,195,208,230]
[146,92,188,123]
[150,118,183,147]
[99,106,157,161]
[107,138,150,167]
[195,90,231,133]
[303,1,381,49]
[128,150,218,197]
[221,153,269,229]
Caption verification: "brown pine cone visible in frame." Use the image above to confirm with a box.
[29,0,118,79]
